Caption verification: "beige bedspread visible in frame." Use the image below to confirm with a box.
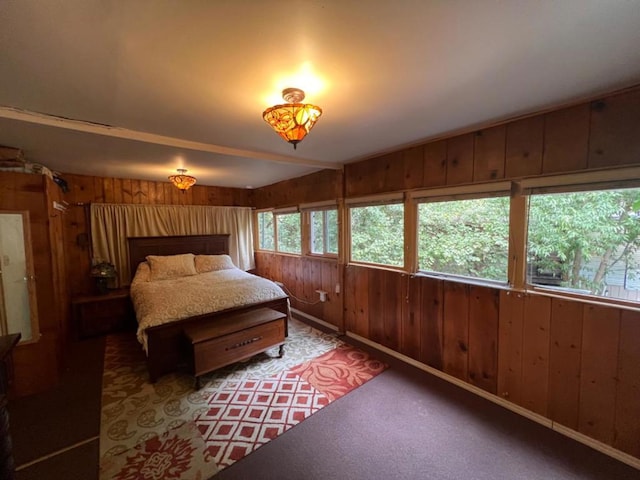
[130,267,287,350]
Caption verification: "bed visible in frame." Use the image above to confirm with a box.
[127,234,290,382]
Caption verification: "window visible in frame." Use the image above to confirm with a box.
[417,196,510,282]
[527,187,640,301]
[257,211,274,250]
[310,209,338,255]
[350,203,404,267]
[256,210,301,254]
[276,212,301,254]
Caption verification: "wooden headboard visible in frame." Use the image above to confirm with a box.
[127,234,230,280]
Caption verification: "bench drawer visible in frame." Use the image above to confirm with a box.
[192,318,285,377]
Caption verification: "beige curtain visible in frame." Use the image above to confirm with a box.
[91,204,255,286]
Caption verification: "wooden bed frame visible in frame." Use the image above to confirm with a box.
[127,234,290,383]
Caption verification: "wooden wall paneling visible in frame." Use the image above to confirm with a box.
[368,268,385,345]
[189,185,204,205]
[112,177,124,204]
[542,104,590,174]
[380,152,405,195]
[614,309,640,457]
[93,176,105,203]
[442,282,469,381]
[422,141,448,188]
[344,265,369,337]
[445,133,474,185]
[299,257,317,317]
[285,255,300,311]
[168,182,180,205]
[145,181,156,204]
[520,294,551,416]
[578,305,620,444]
[140,180,151,203]
[254,170,341,208]
[321,261,340,327]
[497,290,524,404]
[547,298,583,430]
[343,265,357,333]
[403,146,425,190]
[505,116,544,178]
[401,275,422,360]
[130,179,141,204]
[152,181,164,204]
[473,125,506,182]
[345,160,371,198]
[588,89,640,169]
[467,285,499,394]
[102,177,115,203]
[420,276,444,370]
[293,257,305,312]
[121,178,133,204]
[66,175,96,295]
[347,153,405,197]
[381,270,402,351]
[163,183,174,204]
[46,179,69,344]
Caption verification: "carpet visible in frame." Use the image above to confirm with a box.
[99,318,386,479]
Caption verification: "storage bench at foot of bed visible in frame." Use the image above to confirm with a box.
[184,308,287,388]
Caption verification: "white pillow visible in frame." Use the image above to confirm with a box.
[146,253,197,281]
[194,254,235,273]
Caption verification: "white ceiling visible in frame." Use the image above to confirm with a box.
[1,1,639,189]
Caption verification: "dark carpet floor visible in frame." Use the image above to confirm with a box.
[4,324,640,480]
[213,356,640,479]
[9,336,104,480]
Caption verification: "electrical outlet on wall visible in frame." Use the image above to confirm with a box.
[315,290,327,302]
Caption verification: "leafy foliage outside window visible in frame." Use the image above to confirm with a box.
[350,203,404,267]
[276,212,301,254]
[257,211,274,250]
[527,187,640,299]
[418,197,509,281]
[311,209,338,255]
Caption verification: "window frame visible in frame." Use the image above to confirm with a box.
[254,208,302,255]
[304,207,339,258]
[412,182,512,286]
[520,172,640,307]
[346,193,406,270]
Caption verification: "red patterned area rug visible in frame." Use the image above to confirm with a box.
[100,319,386,479]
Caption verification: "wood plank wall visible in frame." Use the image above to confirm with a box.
[63,173,252,297]
[0,173,65,396]
[345,88,640,196]
[253,87,640,459]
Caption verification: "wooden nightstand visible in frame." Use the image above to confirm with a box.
[72,289,134,339]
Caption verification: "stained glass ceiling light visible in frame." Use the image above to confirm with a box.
[168,168,196,193]
[262,88,322,149]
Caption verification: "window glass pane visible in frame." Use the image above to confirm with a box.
[276,213,301,254]
[257,211,274,250]
[350,204,404,267]
[527,188,640,301]
[311,211,324,254]
[310,209,338,255]
[418,197,509,281]
[326,209,338,254]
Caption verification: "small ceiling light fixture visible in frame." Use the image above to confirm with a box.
[262,88,322,149]
[168,168,196,193]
